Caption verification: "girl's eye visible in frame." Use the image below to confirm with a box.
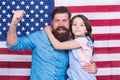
[81,24,84,26]
[73,24,77,26]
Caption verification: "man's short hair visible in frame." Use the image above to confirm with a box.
[51,6,71,20]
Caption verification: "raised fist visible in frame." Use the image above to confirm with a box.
[11,10,26,26]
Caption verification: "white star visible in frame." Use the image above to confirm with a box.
[17,31,21,35]
[7,5,10,9]
[26,5,30,9]
[35,5,39,9]
[26,31,30,35]
[22,18,25,22]
[0,23,1,26]
[40,9,44,13]
[7,23,10,26]
[26,14,29,18]
[11,1,15,5]
[21,1,25,5]
[35,22,39,26]
[31,27,34,31]
[30,10,34,14]
[40,1,44,5]
[12,9,15,13]
[30,1,34,5]
[40,18,44,22]
[2,1,6,5]
[3,27,6,30]
[26,23,30,26]
[0,15,1,18]
[30,18,34,22]
[35,14,39,18]
[44,22,48,26]
[40,27,44,30]
[18,23,20,26]
[16,5,20,9]
[7,14,11,18]
[2,10,6,14]
[0,31,1,35]
[3,18,6,22]
[22,27,25,31]
[44,5,48,9]
[44,13,48,18]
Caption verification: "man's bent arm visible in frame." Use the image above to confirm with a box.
[7,10,26,46]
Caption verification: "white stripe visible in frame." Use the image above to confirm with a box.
[92,26,120,34]
[72,12,120,20]
[96,68,120,76]
[0,54,31,62]
[1,40,120,48]
[0,68,119,76]
[0,41,6,48]
[0,54,119,62]
[0,68,30,76]
[93,54,120,61]
[55,0,120,6]
[94,40,120,47]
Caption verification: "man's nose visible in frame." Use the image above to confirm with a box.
[59,21,64,26]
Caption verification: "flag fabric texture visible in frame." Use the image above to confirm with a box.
[0,0,120,80]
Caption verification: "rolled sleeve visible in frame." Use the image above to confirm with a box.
[75,37,88,49]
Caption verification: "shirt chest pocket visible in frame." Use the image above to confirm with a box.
[41,44,54,52]
[37,44,58,60]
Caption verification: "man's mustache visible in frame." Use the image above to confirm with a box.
[56,26,68,30]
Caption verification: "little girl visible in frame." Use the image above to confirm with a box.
[45,14,97,80]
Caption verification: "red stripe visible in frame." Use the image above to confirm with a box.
[0,48,8,53]
[94,47,120,54]
[0,62,31,68]
[1,47,120,54]
[0,76,119,80]
[96,75,120,80]
[96,61,120,68]
[90,19,120,26]
[0,75,119,80]
[0,48,32,55]
[66,5,120,12]
[0,76,30,80]
[93,34,120,40]
[0,61,119,68]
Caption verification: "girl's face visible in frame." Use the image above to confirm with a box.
[72,17,87,38]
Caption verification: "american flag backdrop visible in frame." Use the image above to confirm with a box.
[0,0,120,80]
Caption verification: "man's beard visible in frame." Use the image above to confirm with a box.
[52,26,70,42]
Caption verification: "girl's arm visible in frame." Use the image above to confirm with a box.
[44,26,81,50]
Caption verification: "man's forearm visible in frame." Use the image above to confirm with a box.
[7,23,18,46]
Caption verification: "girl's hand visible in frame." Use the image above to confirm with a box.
[82,60,97,74]
[44,26,52,34]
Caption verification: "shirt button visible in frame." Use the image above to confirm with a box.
[55,69,57,73]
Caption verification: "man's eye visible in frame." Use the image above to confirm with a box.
[55,20,59,22]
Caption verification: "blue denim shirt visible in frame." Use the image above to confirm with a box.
[7,31,69,80]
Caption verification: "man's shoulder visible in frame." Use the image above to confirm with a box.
[30,30,48,40]
[30,30,45,36]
